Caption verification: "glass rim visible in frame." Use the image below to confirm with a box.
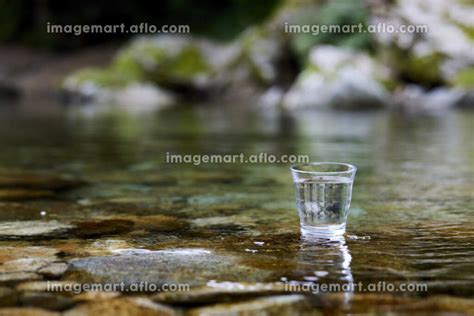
[290,162,357,175]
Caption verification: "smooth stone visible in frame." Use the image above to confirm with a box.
[71,219,135,238]
[72,291,121,302]
[63,297,176,316]
[0,221,74,238]
[1,258,56,273]
[153,281,287,304]
[455,91,474,109]
[65,248,273,287]
[372,0,474,87]
[397,295,474,315]
[15,281,71,292]
[126,215,188,233]
[323,293,474,315]
[0,307,59,316]
[282,45,390,110]
[0,174,84,190]
[0,79,20,101]
[0,286,17,306]
[186,294,313,316]
[37,263,68,279]
[18,292,75,311]
[394,85,466,113]
[0,189,54,201]
[0,272,42,284]
[0,247,58,265]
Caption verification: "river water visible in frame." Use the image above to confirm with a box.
[0,103,473,314]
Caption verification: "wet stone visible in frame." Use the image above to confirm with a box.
[72,291,121,302]
[63,297,176,316]
[0,246,58,264]
[396,295,474,315]
[321,293,474,315]
[37,263,68,279]
[126,215,189,233]
[0,307,59,316]
[0,221,74,239]
[152,281,287,304]
[16,281,76,293]
[71,219,135,238]
[0,272,42,284]
[0,286,17,307]
[18,292,75,311]
[65,248,274,288]
[0,189,54,201]
[187,172,243,184]
[1,258,56,273]
[0,174,84,191]
[186,294,315,316]
[189,215,260,237]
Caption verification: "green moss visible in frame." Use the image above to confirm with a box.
[289,0,374,62]
[114,41,212,85]
[163,45,211,79]
[452,67,474,88]
[66,67,137,88]
[111,51,146,81]
[400,53,445,87]
[235,27,274,84]
[379,77,399,92]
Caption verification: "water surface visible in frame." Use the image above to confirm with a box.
[0,102,473,313]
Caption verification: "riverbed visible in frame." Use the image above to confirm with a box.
[0,102,473,315]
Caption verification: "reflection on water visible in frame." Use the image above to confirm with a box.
[296,235,353,293]
[0,101,473,298]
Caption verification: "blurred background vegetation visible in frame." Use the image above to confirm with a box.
[0,0,473,112]
[0,0,282,49]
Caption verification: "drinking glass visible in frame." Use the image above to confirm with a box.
[290,162,356,237]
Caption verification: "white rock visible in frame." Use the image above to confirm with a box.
[283,45,390,110]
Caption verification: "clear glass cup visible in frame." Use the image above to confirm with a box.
[290,162,357,237]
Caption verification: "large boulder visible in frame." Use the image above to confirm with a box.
[62,35,240,108]
[282,45,392,110]
[372,0,474,89]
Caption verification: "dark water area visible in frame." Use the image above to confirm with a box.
[0,101,473,314]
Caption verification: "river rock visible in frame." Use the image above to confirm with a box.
[0,174,84,191]
[64,297,176,316]
[283,45,391,110]
[37,263,68,279]
[372,0,474,89]
[0,189,54,201]
[65,248,273,287]
[454,91,474,110]
[186,294,314,316]
[0,286,17,306]
[1,258,56,274]
[0,221,74,239]
[393,85,466,114]
[18,292,75,311]
[0,78,20,103]
[62,35,240,109]
[0,307,59,316]
[153,281,287,304]
[233,27,289,86]
[0,272,42,284]
[71,219,135,238]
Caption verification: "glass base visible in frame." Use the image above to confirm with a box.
[300,223,346,238]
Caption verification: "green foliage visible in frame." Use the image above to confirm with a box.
[399,53,445,87]
[290,0,374,61]
[0,0,281,50]
[66,38,214,89]
[66,67,137,88]
[452,67,474,88]
[148,45,211,84]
